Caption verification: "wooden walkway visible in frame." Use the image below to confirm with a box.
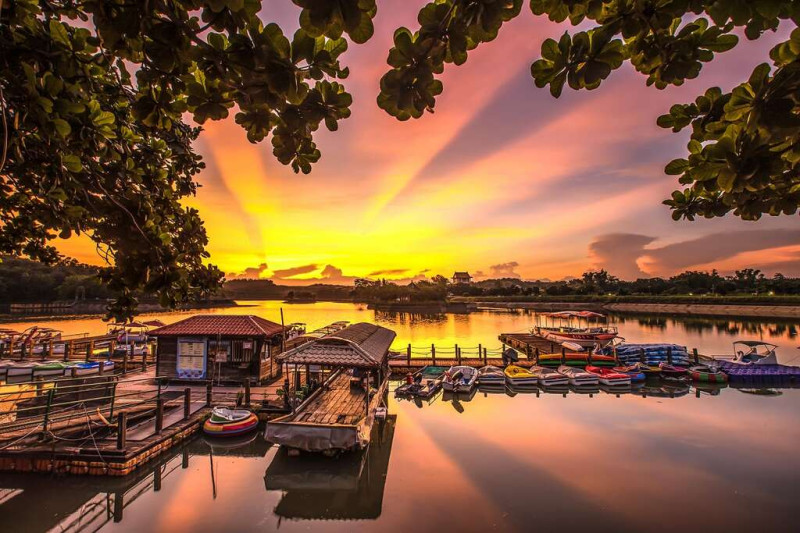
[292,372,365,426]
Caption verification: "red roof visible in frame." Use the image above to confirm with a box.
[149,315,285,337]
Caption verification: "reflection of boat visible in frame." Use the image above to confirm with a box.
[693,382,728,396]
[586,366,630,386]
[443,387,478,405]
[738,388,782,396]
[477,365,505,386]
[504,365,538,386]
[442,366,478,393]
[203,407,259,437]
[634,383,690,398]
[529,365,568,387]
[395,366,446,399]
[557,365,599,387]
[264,415,395,521]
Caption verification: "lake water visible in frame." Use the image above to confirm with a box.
[0,302,799,532]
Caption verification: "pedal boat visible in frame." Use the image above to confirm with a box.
[203,407,259,437]
[557,365,599,387]
[442,366,478,393]
[585,365,631,386]
[504,365,538,387]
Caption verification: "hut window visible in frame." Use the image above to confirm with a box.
[208,340,231,363]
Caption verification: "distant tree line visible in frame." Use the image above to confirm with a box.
[0,255,113,302]
[352,278,447,303]
[449,269,800,297]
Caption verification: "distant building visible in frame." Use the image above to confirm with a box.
[452,271,473,284]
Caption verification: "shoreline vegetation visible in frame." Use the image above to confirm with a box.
[2,256,800,319]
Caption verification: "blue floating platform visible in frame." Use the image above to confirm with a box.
[717,361,800,382]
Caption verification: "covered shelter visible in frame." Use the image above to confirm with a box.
[265,322,396,452]
[150,315,286,383]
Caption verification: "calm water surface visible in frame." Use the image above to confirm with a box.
[0,302,798,532]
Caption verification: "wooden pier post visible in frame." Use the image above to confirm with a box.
[66,340,73,360]
[47,339,54,359]
[483,347,487,363]
[667,346,673,365]
[478,344,482,363]
[587,347,593,366]
[206,382,213,406]
[87,340,94,361]
[525,345,532,361]
[154,465,162,492]
[244,378,251,406]
[407,344,411,366]
[98,360,105,375]
[184,388,191,419]
[113,492,124,523]
[155,398,164,433]
[431,344,436,366]
[693,348,699,364]
[561,347,566,365]
[141,352,147,372]
[122,349,129,375]
[116,412,128,450]
[639,348,646,364]
[534,347,540,364]
[455,344,460,365]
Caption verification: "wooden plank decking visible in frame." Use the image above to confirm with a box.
[292,372,366,426]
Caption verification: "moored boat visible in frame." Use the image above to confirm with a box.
[612,364,646,383]
[32,361,71,378]
[203,407,259,437]
[529,365,569,387]
[585,365,630,386]
[442,366,478,393]
[728,341,779,365]
[687,364,728,383]
[395,366,446,399]
[659,363,689,380]
[536,352,617,367]
[476,365,506,386]
[6,361,39,378]
[557,365,599,387]
[504,365,538,387]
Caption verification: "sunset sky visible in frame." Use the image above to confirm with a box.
[60,4,800,284]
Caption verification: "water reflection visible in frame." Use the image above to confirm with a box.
[264,416,395,521]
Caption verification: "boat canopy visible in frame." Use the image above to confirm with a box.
[279,322,396,369]
[733,340,778,355]
[544,311,606,319]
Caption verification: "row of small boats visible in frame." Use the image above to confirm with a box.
[397,361,728,398]
[0,359,115,379]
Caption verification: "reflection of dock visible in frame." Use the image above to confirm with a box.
[265,415,396,520]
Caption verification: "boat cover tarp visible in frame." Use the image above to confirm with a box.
[265,422,359,452]
[598,343,689,365]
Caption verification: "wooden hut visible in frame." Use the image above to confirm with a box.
[265,322,396,453]
[150,315,286,383]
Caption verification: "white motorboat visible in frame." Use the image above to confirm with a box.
[529,365,569,387]
[442,366,478,393]
[729,341,779,365]
[557,365,600,387]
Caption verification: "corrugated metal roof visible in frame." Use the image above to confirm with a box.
[279,322,396,368]
[149,315,285,337]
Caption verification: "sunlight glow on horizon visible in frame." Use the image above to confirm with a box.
[54,8,800,284]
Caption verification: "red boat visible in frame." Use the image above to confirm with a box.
[659,363,689,379]
[585,365,631,386]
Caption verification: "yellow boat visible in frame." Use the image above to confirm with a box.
[504,365,538,386]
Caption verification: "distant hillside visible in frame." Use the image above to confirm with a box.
[222,279,352,301]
